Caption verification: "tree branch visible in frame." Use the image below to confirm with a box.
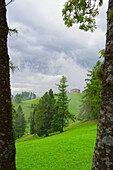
[6,0,14,7]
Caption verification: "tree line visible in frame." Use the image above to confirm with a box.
[12,91,36,103]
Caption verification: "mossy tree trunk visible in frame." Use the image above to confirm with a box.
[0,0,16,169]
[92,0,113,169]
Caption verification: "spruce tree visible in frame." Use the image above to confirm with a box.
[51,105,62,132]
[17,105,23,113]
[13,105,26,139]
[35,89,56,137]
[55,76,75,132]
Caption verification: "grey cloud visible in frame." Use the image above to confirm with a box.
[11,54,87,96]
[7,0,107,95]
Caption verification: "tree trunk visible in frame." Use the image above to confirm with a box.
[0,1,16,169]
[92,0,113,169]
[60,113,64,133]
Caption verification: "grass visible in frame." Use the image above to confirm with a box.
[68,93,83,117]
[14,98,40,121]
[16,120,97,170]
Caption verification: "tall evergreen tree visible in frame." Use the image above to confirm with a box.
[0,1,16,168]
[48,89,56,127]
[62,0,113,168]
[55,76,75,132]
[51,105,62,132]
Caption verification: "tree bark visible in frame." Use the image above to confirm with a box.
[0,1,16,169]
[92,0,113,169]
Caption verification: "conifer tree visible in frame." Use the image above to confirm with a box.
[55,76,75,132]
[79,60,102,120]
[35,89,56,137]
[30,109,35,134]
[13,105,26,139]
[51,105,62,132]
[17,105,23,113]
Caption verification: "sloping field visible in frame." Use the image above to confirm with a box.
[14,98,40,120]
[16,120,97,170]
[68,93,84,117]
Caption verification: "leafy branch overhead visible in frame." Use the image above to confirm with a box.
[62,0,103,32]
[8,28,18,36]
[9,61,19,73]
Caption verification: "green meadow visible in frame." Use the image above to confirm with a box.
[14,98,40,121]
[16,120,97,170]
[14,93,97,169]
[68,93,83,117]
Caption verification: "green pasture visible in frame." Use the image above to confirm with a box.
[68,93,84,117]
[16,120,97,170]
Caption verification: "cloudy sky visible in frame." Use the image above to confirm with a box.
[7,0,108,97]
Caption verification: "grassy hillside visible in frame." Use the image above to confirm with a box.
[14,93,84,133]
[68,93,83,117]
[16,120,97,170]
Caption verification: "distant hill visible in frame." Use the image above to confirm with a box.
[68,93,84,118]
[13,93,84,133]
